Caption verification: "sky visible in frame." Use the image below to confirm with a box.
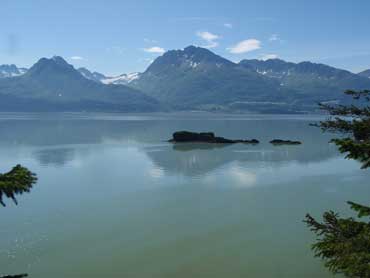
[1,0,370,75]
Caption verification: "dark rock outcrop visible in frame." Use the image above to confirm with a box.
[169,131,259,144]
[270,139,302,145]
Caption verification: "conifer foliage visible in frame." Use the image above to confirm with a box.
[0,165,37,207]
[305,90,370,277]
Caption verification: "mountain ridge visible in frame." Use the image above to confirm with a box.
[130,46,287,112]
[0,47,369,113]
[0,56,160,112]
[358,69,370,78]
[129,46,370,112]
[238,58,370,107]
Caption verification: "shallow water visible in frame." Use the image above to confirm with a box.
[1,112,368,278]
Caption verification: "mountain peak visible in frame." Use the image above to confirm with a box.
[51,56,68,64]
[184,45,197,50]
[35,56,69,67]
[183,45,207,53]
[146,45,235,74]
[182,45,220,56]
[27,56,76,78]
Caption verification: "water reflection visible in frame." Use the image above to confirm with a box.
[0,113,332,147]
[145,141,338,177]
[0,114,342,178]
[0,113,368,278]
[172,143,231,151]
[33,148,75,167]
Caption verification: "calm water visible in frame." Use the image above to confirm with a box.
[1,113,369,278]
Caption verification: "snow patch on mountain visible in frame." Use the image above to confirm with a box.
[102,72,141,85]
[0,65,28,78]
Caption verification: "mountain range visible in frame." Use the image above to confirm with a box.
[0,56,159,112]
[129,46,370,112]
[0,46,369,113]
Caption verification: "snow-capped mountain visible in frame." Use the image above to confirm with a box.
[101,72,141,85]
[0,64,28,78]
[78,67,141,85]
[0,56,160,112]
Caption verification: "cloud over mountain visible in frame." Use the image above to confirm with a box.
[196,31,220,49]
[227,39,261,54]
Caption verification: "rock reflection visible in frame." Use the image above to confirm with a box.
[33,147,75,167]
[145,141,339,177]
[173,143,231,152]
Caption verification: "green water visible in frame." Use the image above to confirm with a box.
[1,113,368,278]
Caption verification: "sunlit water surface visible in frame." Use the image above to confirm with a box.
[1,113,369,278]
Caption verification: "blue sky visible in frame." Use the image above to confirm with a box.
[1,0,370,75]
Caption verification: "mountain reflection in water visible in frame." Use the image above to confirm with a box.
[0,113,338,177]
[1,113,369,278]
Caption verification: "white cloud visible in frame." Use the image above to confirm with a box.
[70,56,84,60]
[261,54,278,60]
[196,31,220,49]
[197,31,219,41]
[143,46,165,54]
[224,23,233,28]
[227,39,261,54]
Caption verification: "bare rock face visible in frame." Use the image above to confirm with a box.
[169,131,259,144]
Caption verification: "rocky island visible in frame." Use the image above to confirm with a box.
[169,131,259,144]
[270,139,302,145]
